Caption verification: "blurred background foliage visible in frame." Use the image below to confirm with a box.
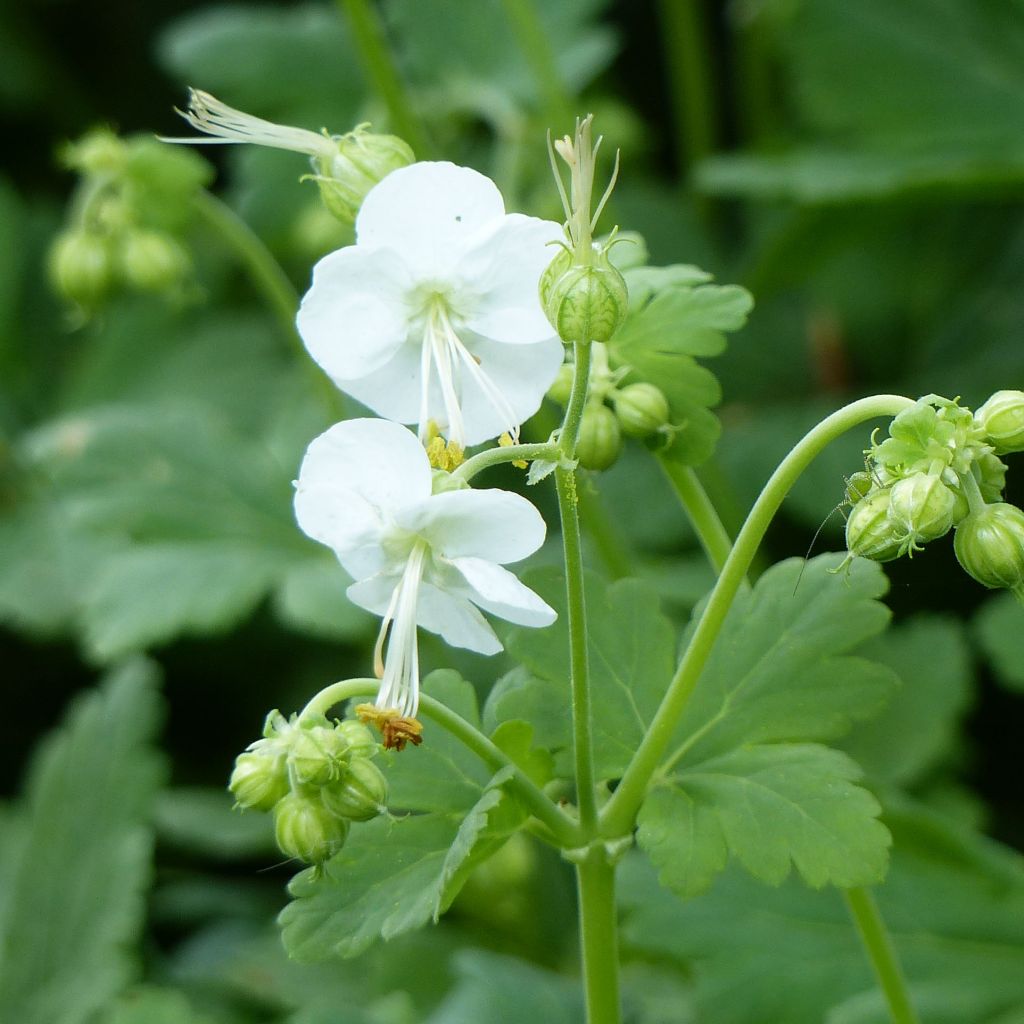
[1,1,1024,1021]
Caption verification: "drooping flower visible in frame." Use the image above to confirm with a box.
[296,162,565,449]
[294,418,556,720]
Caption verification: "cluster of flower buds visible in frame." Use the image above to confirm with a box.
[49,128,209,312]
[546,343,672,471]
[229,709,387,865]
[843,392,1024,600]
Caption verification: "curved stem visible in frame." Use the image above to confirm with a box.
[337,0,432,158]
[844,887,921,1024]
[501,0,574,130]
[658,456,733,573]
[452,441,560,483]
[600,394,916,836]
[192,190,344,417]
[576,850,622,1024]
[299,679,581,848]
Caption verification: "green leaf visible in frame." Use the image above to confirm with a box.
[425,949,583,1024]
[841,615,973,787]
[0,660,165,1024]
[280,672,525,960]
[609,271,753,466]
[99,988,209,1024]
[634,555,896,898]
[273,556,376,643]
[488,570,676,779]
[973,591,1024,692]
[154,787,275,861]
[620,799,1024,1024]
[638,744,889,899]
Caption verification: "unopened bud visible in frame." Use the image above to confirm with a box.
[547,363,575,407]
[49,231,113,306]
[118,230,189,292]
[321,758,388,822]
[274,792,350,864]
[62,128,127,176]
[954,502,1024,595]
[977,452,1008,504]
[975,391,1024,455]
[888,473,956,550]
[575,402,622,471]
[288,723,351,786]
[540,247,627,345]
[312,128,414,224]
[335,719,378,759]
[613,382,670,438]
[845,488,904,563]
[229,751,289,812]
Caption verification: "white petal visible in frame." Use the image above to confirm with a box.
[346,571,401,615]
[294,420,431,564]
[398,488,548,564]
[334,338,440,429]
[297,246,413,381]
[450,556,557,628]
[456,334,564,445]
[355,162,505,277]
[415,582,503,655]
[457,214,563,344]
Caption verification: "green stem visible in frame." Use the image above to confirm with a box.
[601,394,916,836]
[300,679,581,848]
[452,441,560,483]
[844,887,921,1024]
[557,342,598,831]
[337,0,432,157]
[658,457,733,573]
[657,0,718,169]
[501,0,574,130]
[193,191,343,418]
[575,850,622,1024]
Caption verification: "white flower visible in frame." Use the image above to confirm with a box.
[296,161,565,448]
[294,418,557,717]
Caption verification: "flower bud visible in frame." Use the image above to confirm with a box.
[845,488,904,563]
[888,472,956,549]
[49,230,113,306]
[229,751,289,812]
[575,402,622,471]
[62,128,127,176]
[274,792,350,864]
[977,451,1008,503]
[612,382,670,438]
[313,129,415,224]
[954,502,1024,594]
[540,248,628,345]
[117,230,189,292]
[321,758,388,822]
[546,363,574,407]
[288,723,352,786]
[974,390,1024,455]
[335,719,378,760]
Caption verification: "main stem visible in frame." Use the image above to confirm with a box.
[601,394,915,836]
[844,888,921,1024]
[576,850,622,1024]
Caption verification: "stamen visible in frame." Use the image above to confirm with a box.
[376,543,428,718]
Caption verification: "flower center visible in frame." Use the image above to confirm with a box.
[373,540,429,718]
[417,295,521,448]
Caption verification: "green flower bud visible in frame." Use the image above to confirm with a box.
[335,719,378,760]
[321,758,388,822]
[954,502,1024,595]
[49,230,113,306]
[547,363,574,407]
[274,792,350,864]
[977,451,1008,503]
[540,248,628,345]
[575,402,622,471]
[312,128,415,224]
[612,382,670,438]
[117,230,189,292]
[229,751,289,812]
[845,488,904,563]
[288,723,352,786]
[62,127,127,176]
[888,472,956,550]
[974,390,1024,455]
